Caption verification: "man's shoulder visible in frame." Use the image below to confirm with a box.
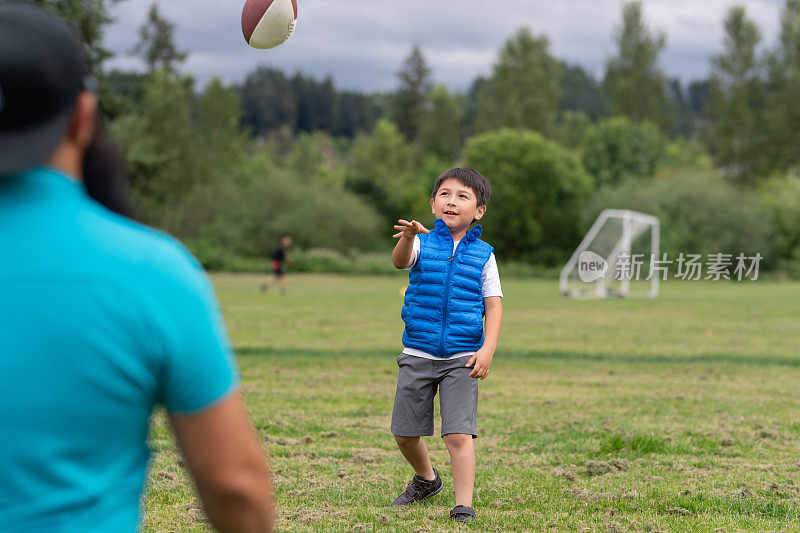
[81,202,206,288]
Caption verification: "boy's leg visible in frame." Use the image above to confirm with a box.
[277,274,286,294]
[391,353,437,478]
[443,433,475,506]
[390,354,444,506]
[437,355,479,508]
[260,274,275,291]
[394,435,435,480]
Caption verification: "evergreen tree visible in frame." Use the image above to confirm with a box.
[332,91,382,137]
[239,67,298,135]
[708,5,763,181]
[238,67,380,137]
[476,27,561,135]
[419,85,461,161]
[763,0,800,174]
[462,76,490,136]
[391,45,433,141]
[559,63,607,120]
[110,72,197,225]
[293,74,335,132]
[194,78,248,183]
[129,3,188,74]
[31,0,125,73]
[31,0,129,117]
[603,1,669,129]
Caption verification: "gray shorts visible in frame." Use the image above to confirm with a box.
[390,352,479,438]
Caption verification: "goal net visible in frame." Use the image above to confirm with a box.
[560,209,660,298]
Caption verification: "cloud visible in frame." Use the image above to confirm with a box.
[104,0,783,91]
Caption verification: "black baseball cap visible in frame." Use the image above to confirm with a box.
[0,2,93,175]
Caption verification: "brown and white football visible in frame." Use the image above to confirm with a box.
[242,0,297,49]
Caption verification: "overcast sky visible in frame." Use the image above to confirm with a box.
[104,0,784,92]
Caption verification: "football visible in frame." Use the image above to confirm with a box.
[242,0,297,49]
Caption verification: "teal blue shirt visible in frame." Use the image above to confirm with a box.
[0,167,238,532]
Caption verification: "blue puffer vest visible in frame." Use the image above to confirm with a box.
[401,218,493,357]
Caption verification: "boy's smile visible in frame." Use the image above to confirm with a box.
[431,178,486,241]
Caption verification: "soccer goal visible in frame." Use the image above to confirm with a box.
[560,209,660,298]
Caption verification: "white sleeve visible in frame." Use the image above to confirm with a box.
[402,235,421,270]
[481,253,503,298]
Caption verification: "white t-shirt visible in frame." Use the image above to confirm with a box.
[402,235,502,360]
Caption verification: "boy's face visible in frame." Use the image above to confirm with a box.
[430,178,486,233]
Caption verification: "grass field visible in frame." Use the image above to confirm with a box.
[143,274,800,532]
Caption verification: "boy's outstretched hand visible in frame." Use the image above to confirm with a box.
[393,219,430,239]
[466,348,493,380]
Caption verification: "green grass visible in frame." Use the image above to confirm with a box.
[143,274,800,531]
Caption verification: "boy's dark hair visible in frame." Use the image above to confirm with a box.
[432,168,491,206]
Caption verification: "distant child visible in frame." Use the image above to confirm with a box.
[261,235,292,294]
[389,168,503,523]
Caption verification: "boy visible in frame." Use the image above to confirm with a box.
[389,168,503,523]
[260,234,292,294]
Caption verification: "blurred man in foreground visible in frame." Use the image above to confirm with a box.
[0,3,273,531]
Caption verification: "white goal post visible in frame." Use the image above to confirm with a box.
[560,209,660,298]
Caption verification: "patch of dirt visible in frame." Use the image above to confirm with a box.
[766,481,799,498]
[584,458,629,477]
[149,469,182,492]
[549,465,578,482]
[351,447,386,464]
[278,507,328,526]
[666,507,691,516]
[265,435,313,445]
[185,504,207,522]
[561,486,614,502]
[154,470,177,482]
[644,521,665,532]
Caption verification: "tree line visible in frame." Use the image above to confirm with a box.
[28,0,800,277]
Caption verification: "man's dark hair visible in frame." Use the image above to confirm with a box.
[431,168,491,206]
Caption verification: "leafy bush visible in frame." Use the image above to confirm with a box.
[290,249,398,275]
[659,137,714,171]
[465,128,593,265]
[581,116,666,187]
[178,153,385,258]
[184,238,266,272]
[345,119,420,226]
[759,173,800,277]
[584,171,775,268]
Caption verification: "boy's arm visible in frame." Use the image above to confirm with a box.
[392,235,415,269]
[392,219,429,269]
[467,296,503,379]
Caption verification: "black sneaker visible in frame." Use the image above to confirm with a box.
[390,467,443,506]
[450,505,476,522]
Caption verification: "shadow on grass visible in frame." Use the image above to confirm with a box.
[236,347,800,368]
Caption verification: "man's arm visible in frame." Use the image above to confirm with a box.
[170,393,274,533]
[467,296,503,379]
